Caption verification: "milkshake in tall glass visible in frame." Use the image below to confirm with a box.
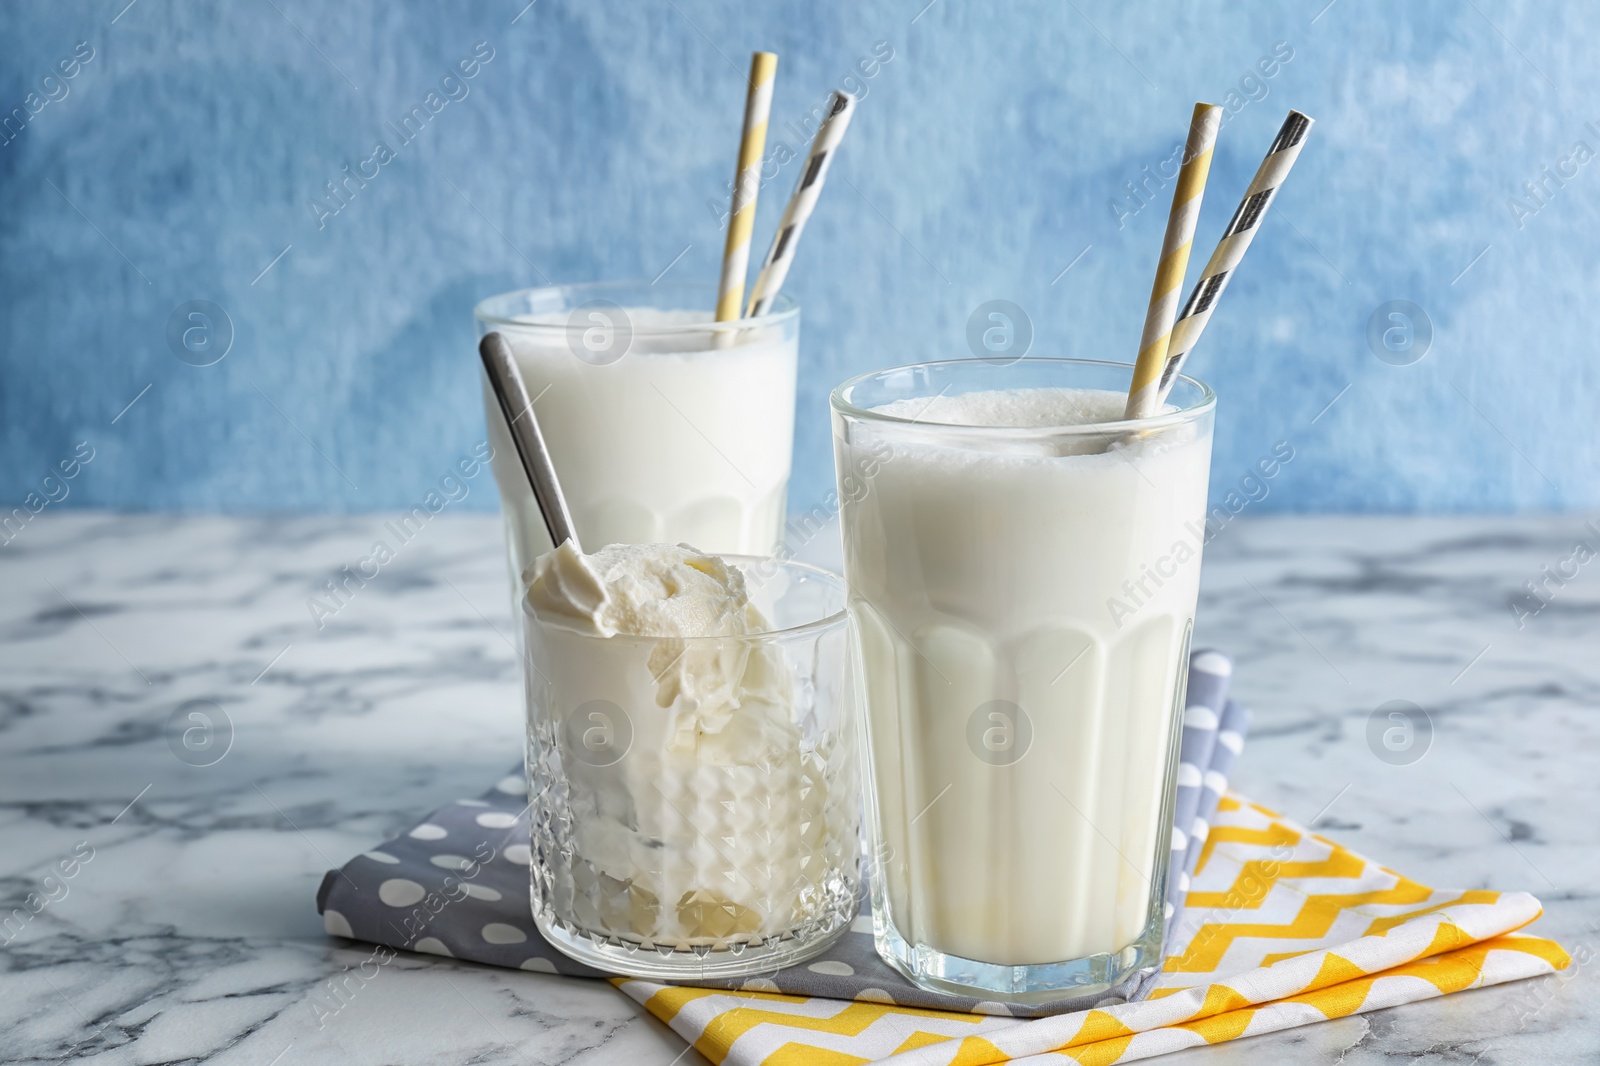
[832,357,1215,1001]
[475,281,798,603]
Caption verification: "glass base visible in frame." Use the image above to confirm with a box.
[872,907,1165,1004]
[532,894,854,981]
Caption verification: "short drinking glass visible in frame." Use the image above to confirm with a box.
[523,557,861,979]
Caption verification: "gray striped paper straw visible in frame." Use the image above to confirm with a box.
[745,91,856,318]
[1164,649,1234,922]
[1155,110,1313,402]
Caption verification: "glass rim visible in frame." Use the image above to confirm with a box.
[520,554,847,643]
[474,280,800,333]
[829,357,1216,437]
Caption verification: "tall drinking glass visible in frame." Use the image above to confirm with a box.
[475,282,799,608]
[830,358,1215,1001]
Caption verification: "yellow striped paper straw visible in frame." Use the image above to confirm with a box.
[715,51,778,323]
[1125,103,1223,420]
[1156,110,1314,403]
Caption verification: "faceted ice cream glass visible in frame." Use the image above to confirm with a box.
[522,556,861,979]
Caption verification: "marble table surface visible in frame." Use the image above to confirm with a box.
[2,512,1597,1065]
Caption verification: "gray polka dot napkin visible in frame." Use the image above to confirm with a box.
[317,651,1250,1019]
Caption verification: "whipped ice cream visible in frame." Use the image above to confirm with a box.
[527,541,784,748]
[523,542,844,951]
[526,540,761,639]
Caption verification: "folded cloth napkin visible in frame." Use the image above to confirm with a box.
[318,651,1569,1064]
[318,651,1241,1015]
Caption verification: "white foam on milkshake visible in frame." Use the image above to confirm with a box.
[871,385,1138,428]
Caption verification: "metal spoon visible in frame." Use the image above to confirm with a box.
[478,331,581,553]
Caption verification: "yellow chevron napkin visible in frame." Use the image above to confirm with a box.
[615,794,1568,1065]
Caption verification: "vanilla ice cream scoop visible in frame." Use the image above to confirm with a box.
[527,541,781,747]
[527,540,765,639]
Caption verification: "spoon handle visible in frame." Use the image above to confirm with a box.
[478,331,581,553]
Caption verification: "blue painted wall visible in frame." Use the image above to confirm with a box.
[2,0,1593,517]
